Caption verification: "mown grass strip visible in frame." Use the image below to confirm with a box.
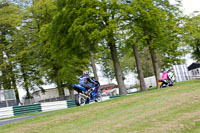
[0,80,199,133]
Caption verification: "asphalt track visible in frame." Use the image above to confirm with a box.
[0,113,50,127]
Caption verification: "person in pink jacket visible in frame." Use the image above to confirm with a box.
[161,71,168,80]
[160,69,174,88]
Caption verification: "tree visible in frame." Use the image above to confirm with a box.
[185,14,200,61]
[51,0,127,95]
[48,0,91,98]
[127,0,185,89]
[120,1,148,91]
[66,0,101,81]
[0,0,22,102]
[9,0,57,99]
[98,45,116,83]
[132,44,147,91]
[140,48,154,78]
[98,0,127,94]
[124,37,147,91]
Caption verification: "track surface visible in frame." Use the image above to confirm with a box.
[0,113,50,126]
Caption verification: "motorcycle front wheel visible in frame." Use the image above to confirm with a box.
[95,91,102,102]
[75,94,86,106]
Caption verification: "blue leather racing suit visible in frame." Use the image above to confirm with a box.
[79,74,96,89]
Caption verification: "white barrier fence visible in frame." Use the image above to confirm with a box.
[101,96,110,101]
[0,107,14,119]
[41,101,67,112]
[0,96,112,119]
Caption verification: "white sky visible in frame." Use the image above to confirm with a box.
[18,0,200,100]
[180,0,200,15]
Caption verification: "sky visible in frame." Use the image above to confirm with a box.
[179,0,200,15]
[18,0,200,100]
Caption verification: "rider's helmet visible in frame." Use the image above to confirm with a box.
[163,68,167,72]
[83,70,89,75]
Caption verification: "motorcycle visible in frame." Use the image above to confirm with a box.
[72,79,101,106]
[159,76,174,88]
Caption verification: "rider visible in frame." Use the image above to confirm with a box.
[79,70,97,93]
[161,69,172,85]
[161,69,168,81]
[78,71,99,103]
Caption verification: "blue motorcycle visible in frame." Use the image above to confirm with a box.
[72,79,101,106]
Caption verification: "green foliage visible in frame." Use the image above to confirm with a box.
[47,0,91,94]
[184,14,200,61]
[120,50,135,74]
[0,1,21,28]
[123,0,187,70]
[0,0,22,101]
[139,47,154,77]
[0,0,194,98]
[98,46,115,80]
[16,0,57,98]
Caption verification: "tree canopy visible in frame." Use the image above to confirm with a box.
[0,0,196,100]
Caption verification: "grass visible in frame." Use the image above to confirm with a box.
[0,80,200,133]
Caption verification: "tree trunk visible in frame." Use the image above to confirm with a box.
[0,49,6,89]
[12,77,20,103]
[56,79,65,99]
[0,31,4,90]
[0,31,11,90]
[109,42,127,95]
[148,46,160,89]
[11,72,20,103]
[90,51,99,81]
[68,88,74,100]
[132,44,147,91]
[6,53,20,103]
[53,64,65,98]
[21,66,31,99]
[145,30,160,89]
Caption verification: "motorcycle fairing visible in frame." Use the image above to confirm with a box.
[73,84,87,93]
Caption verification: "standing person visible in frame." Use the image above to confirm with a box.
[105,88,109,96]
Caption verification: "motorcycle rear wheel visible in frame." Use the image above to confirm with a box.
[160,85,163,88]
[75,94,86,106]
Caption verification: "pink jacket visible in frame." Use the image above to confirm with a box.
[161,72,168,79]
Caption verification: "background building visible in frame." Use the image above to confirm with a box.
[187,62,200,79]
[32,88,71,103]
[0,89,17,108]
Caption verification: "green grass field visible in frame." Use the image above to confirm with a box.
[0,80,200,133]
